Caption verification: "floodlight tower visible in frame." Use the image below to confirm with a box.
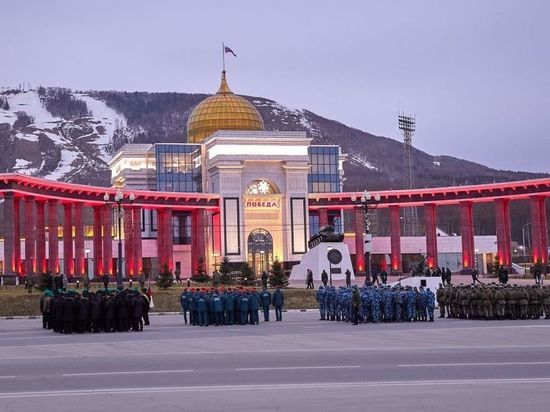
[398,113,418,236]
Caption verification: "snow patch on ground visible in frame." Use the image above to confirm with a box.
[349,152,381,171]
[16,132,39,142]
[44,149,79,180]
[75,93,128,160]
[5,91,61,127]
[14,159,31,169]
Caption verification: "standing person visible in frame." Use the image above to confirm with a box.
[436,284,446,318]
[197,293,208,327]
[471,268,482,285]
[239,292,249,325]
[321,270,328,287]
[445,267,452,286]
[380,269,388,285]
[316,286,326,320]
[180,288,189,324]
[533,262,543,285]
[306,269,314,289]
[371,269,380,286]
[426,288,435,322]
[261,271,269,289]
[498,265,509,285]
[175,268,182,284]
[260,288,271,321]
[250,289,260,325]
[345,269,351,287]
[272,287,284,321]
[351,286,361,325]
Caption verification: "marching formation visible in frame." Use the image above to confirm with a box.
[180,287,285,326]
[40,288,151,334]
[436,284,550,320]
[316,284,436,324]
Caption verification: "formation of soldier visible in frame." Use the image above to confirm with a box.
[436,283,550,320]
[40,288,151,334]
[180,287,285,326]
[316,284,436,324]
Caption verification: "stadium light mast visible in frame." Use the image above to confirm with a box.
[398,113,418,236]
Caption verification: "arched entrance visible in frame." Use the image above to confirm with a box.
[247,229,273,275]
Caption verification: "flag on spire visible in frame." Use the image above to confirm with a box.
[224,46,237,57]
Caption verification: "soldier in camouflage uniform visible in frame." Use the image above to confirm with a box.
[436,284,446,318]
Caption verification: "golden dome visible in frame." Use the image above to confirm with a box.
[186,71,265,143]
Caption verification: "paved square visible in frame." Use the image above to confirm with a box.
[1,313,549,411]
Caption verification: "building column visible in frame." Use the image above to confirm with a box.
[165,209,174,271]
[460,201,475,270]
[319,208,329,228]
[354,207,365,273]
[14,197,21,274]
[93,206,103,277]
[424,203,438,269]
[132,207,143,276]
[63,204,73,276]
[495,199,512,267]
[124,207,134,277]
[156,209,166,273]
[3,193,16,275]
[102,205,112,276]
[74,203,85,277]
[389,205,402,272]
[36,200,46,274]
[530,196,549,266]
[191,210,206,275]
[24,197,36,275]
[48,200,58,273]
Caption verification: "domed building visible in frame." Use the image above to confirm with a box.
[186,71,265,143]
[109,70,347,278]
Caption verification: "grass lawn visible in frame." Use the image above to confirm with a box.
[0,283,318,317]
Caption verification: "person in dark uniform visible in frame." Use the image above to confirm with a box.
[272,287,284,321]
[321,270,328,287]
[345,269,351,287]
[260,288,272,321]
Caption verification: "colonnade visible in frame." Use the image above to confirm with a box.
[2,193,172,278]
[318,195,548,273]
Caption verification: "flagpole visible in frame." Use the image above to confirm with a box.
[222,42,225,72]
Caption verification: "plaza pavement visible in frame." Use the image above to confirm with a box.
[0,311,549,411]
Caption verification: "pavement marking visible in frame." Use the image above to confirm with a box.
[399,361,550,367]
[1,377,550,398]
[62,369,194,377]
[235,366,361,371]
[0,376,16,379]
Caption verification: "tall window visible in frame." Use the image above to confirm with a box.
[308,146,340,193]
[156,144,202,192]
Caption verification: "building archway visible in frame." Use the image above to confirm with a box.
[247,228,273,275]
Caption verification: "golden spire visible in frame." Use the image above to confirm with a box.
[217,70,233,95]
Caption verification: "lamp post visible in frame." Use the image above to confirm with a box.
[104,189,135,290]
[84,249,90,291]
[360,190,381,278]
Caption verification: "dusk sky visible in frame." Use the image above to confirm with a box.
[3,0,549,173]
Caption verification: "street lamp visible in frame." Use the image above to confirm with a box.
[104,189,135,289]
[360,190,381,278]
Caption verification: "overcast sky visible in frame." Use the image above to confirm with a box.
[3,0,549,173]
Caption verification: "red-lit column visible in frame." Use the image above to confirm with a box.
[165,209,174,271]
[156,209,166,273]
[530,196,549,266]
[132,207,142,276]
[389,205,402,272]
[93,206,103,278]
[354,207,365,273]
[74,203,85,277]
[424,203,438,269]
[212,212,222,256]
[124,207,133,277]
[36,200,46,274]
[63,204,73,277]
[24,197,36,275]
[3,193,16,275]
[191,210,206,275]
[14,197,21,274]
[319,208,329,228]
[48,200,58,273]
[495,199,512,267]
[102,205,112,276]
[460,201,475,269]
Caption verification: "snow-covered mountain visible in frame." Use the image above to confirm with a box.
[0,87,546,189]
